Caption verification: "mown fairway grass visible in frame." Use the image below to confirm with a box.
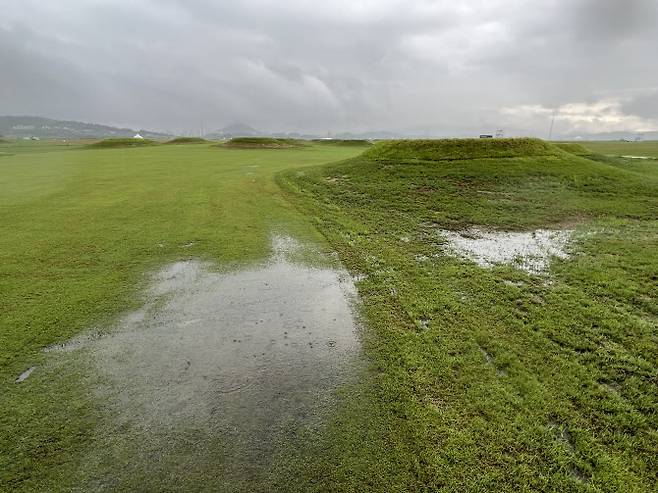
[278,139,657,492]
[581,140,658,158]
[0,141,367,491]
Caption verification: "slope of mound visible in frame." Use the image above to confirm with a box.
[554,142,591,155]
[312,139,372,147]
[165,137,211,145]
[223,137,306,148]
[276,144,658,491]
[362,138,560,162]
[88,138,159,149]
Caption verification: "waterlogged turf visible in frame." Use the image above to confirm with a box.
[280,138,658,492]
[0,140,368,491]
[39,235,362,490]
[3,137,657,491]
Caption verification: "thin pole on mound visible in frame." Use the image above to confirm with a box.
[548,109,557,141]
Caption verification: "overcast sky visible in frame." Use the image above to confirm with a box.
[2,0,657,136]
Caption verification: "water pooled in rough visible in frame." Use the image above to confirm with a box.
[438,228,573,274]
[55,235,362,488]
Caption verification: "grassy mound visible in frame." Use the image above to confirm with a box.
[362,137,560,162]
[88,138,159,149]
[554,142,591,155]
[277,148,658,490]
[164,137,211,145]
[312,139,372,147]
[223,137,306,149]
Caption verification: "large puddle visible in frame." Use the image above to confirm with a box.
[49,236,362,489]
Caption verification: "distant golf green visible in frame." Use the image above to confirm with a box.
[1,138,656,492]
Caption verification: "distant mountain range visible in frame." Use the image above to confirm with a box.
[204,123,261,139]
[0,116,170,139]
[3,115,655,142]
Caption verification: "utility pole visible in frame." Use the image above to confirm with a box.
[548,109,557,140]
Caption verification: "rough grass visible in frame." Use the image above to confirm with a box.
[312,139,373,147]
[554,142,592,155]
[223,137,307,148]
[362,137,561,161]
[87,138,160,149]
[164,137,211,145]
[278,142,658,492]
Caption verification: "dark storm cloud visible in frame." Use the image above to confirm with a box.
[2,0,657,136]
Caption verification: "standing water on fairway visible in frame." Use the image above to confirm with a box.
[48,235,362,490]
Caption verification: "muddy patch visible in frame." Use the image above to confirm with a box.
[438,228,573,274]
[49,235,362,489]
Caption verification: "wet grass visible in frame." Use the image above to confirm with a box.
[363,137,560,161]
[224,137,307,148]
[311,139,373,147]
[87,137,160,148]
[554,142,592,156]
[279,139,658,491]
[580,140,658,158]
[0,141,368,491]
[3,136,656,491]
[165,136,212,144]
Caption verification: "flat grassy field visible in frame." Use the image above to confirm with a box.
[2,138,656,491]
[0,140,367,491]
[579,140,658,158]
[279,140,657,492]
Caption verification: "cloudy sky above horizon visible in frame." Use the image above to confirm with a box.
[2,0,657,137]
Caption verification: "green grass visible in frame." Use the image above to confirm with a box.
[224,137,306,148]
[0,141,367,491]
[554,142,592,156]
[2,137,656,491]
[87,137,160,148]
[0,139,82,155]
[165,136,212,144]
[278,139,658,492]
[312,139,373,146]
[363,137,560,161]
[580,140,658,158]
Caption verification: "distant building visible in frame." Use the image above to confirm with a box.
[479,134,493,139]
[133,133,144,139]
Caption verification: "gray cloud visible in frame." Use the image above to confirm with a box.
[2,0,657,136]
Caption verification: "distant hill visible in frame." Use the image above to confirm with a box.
[0,116,170,139]
[205,123,262,139]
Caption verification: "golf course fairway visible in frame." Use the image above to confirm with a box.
[1,138,657,492]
